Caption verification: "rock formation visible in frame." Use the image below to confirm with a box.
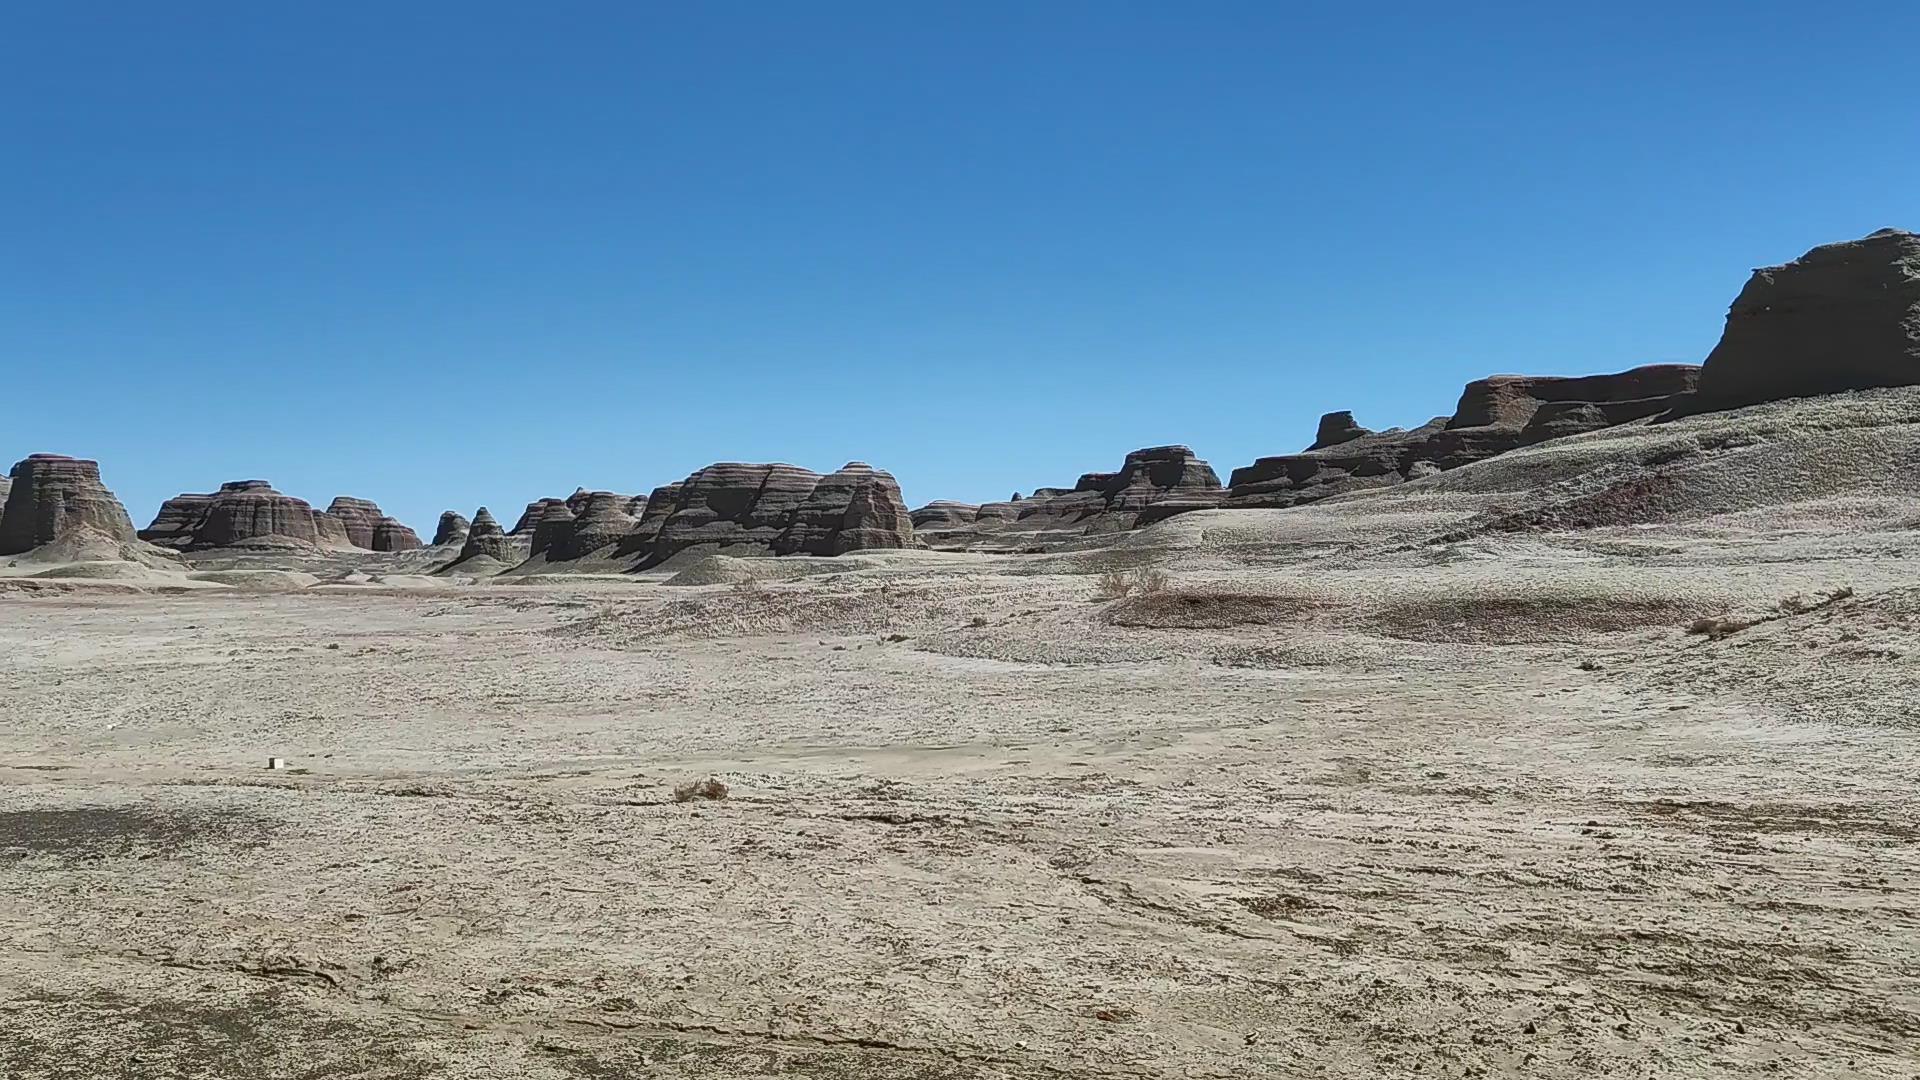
[1225,364,1701,509]
[528,502,576,558]
[452,507,515,565]
[139,492,218,549]
[189,481,322,548]
[555,491,638,560]
[511,499,565,535]
[639,463,823,562]
[372,517,423,551]
[916,446,1223,551]
[325,497,385,549]
[1309,410,1372,450]
[1698,228,1920,406]
[0,454,138,555]
[910,501,981,527]
[313,510,353,549]
[772,463,919,555]
[432,511,470,546]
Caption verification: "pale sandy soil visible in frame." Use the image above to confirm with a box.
[1,519,1917,1079]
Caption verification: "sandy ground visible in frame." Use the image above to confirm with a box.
[2,502,1918,1079]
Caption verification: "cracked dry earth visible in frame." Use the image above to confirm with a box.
[1,555,1917,1078]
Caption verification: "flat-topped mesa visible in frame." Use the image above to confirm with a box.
[453,507,515,564]
[432,511,470,546]
[638,462,824,566]
[1224,363,1702,510]
[0,454,138,555]
[773,462,919,556]
[372,517,423,551]
[1699,228,1920,406]
[1309,410,1372,450]
[189,481,322,549]
[324,496,387,549]
[554,491,639,560]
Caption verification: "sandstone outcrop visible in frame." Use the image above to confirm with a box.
[432,511,470,546]
[139,492,218,549]
[372,517,423,551]
[0,454,138,555]
[1309,411,1372,450]
[1224,364,1701,509]
[910,501,981,527]
[1698,228,1920,406]
[555,491,638,559]
[511,499,565,535]
[772,463,918,555]
[190,481,322,549]
[325,497,385,549]
[918,446,1222,551]
[313,510,353,549]
[452,507,515,565]
[639,463,823,563]
[528,502,576,558]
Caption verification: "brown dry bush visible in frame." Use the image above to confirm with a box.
[1093,570,1134,599]
[672,778,730,803]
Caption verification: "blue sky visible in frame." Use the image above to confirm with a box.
[5,3,1917,532]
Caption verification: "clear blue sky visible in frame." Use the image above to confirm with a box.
[5,3,1916,532]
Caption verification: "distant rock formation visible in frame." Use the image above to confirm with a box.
[0,454,138,555]
[640,463,824,562]
[511,499,564,535]
[313,509,353,549]
[452,507,515,565]
[1224,364,1701,509]
[910,501,980,528]
[140,492,218,549]
[432,511,470,546]
[372,517,422,551]
[1699,228,1920,406]
[556,491,638,560]
[1309,410,1372,450]
[772,462,918,555]
[190,481,322,549]
[916,446,1222,551]
[324,497,385,548]
[528,502,576,558]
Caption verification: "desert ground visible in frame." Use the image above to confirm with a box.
[4,392,1920,1078]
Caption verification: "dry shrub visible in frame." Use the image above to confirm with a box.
[730,577,768,598]
[1094,567,1169,600]
[672,778,730,803]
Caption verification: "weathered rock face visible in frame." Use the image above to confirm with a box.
[511,499,565,535]
[556,491,637,559]
[192,481,321,548]
[139,492,217,548]
[432,511,470,546]
[1699,228,1920,406]
[910,501,980,527]
[528,502,576,558]
[0,454,138,555]
[453,507,516,565]
[1309,411,1372,450]
[325,497,385,548]
[918,446,1223,551]
[1224,364,1702,509]
[639,463,823,563]
[773,462,918,556]
[313,510,353,549]
[372,517,423,551]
